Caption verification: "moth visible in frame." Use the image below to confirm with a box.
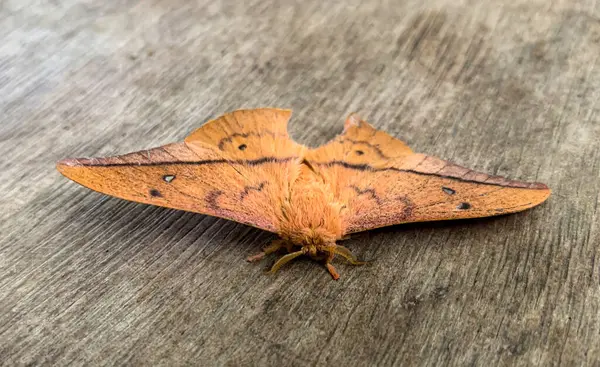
[57,108,550,279]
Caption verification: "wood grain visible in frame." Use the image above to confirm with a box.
[1,0,598,365]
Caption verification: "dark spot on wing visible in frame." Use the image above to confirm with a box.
[217,130,285,151]
[350,185,382,205]
[238,144,247,151]
[397,195,414,219]
[240,181,267,200]
[163,175,175,183]
[442,187,455,195]
[341,139,388,158]
[150,189,162,197]
[218,133,250,150]
[205,190,223,210]
[457,202,471,210]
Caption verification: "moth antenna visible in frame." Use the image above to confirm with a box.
[334,245,366,265]
[269,250,305,273]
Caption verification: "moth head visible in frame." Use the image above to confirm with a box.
[282,226,337,258]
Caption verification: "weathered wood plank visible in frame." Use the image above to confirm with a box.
[1,0,599,365]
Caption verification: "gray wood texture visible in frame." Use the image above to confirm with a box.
[1,0,598,365]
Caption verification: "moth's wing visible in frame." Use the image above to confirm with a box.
[57,108,305,233]
[306,114,551,234]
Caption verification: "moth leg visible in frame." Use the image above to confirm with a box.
[334,245,366,266]
[325,263,340,280]
[323,247,340,280]
[247,239,285,262]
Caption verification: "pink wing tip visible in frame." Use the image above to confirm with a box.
[529,182,550,190]
[56,157,99,168]
[57,158,83,167]
[344,113,365,131]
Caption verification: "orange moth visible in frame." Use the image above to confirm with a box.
[57,108,550,280]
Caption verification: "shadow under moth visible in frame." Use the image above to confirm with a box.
[57,108,551,280]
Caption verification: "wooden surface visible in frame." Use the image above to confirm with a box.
[1,1,599,365]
